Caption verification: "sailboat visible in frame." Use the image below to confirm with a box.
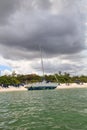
[27,47,58,90]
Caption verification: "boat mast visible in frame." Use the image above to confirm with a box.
[39,46,45,79]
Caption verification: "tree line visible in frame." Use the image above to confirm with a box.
[0,73,87,87]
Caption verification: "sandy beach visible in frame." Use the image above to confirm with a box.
[57,83,87,89]
[0,83,87,92]
[0,86,27,92]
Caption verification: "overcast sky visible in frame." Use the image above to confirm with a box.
[0,0,87,76]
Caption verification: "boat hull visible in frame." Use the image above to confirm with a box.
[28,86,57,90]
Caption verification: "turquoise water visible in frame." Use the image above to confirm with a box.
[0,89,87,130]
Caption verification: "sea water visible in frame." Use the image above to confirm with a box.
[0,88,87,130]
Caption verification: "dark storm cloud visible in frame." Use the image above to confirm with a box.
[0,0,21,24]
[0,0,86,60]
[32,0,51,9]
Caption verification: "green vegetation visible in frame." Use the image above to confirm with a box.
[0,75,20,87]
[0,73,87,87]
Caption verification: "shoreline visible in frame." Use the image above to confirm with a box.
[0,83,87,92]
[56,83,87,89]
[0,86,27,92]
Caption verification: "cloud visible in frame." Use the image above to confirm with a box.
[0,0,86,75]
[0,0,21,24]
[0,0,85,57]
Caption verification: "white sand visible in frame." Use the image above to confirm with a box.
[0,86,27,92]
[56,83,87,89]
[0,83,87,92]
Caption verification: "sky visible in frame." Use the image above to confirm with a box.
[0,0,87,76]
